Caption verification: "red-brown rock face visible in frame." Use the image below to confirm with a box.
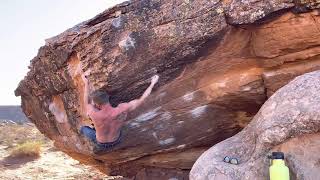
[15,0,320,179]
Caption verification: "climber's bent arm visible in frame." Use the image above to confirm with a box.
[114,75,159,114]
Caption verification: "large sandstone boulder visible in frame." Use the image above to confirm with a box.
[190,70,320,180]
[15,0,320,179]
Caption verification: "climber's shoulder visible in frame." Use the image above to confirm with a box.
[113,103,131,115]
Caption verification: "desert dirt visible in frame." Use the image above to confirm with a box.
[0,121,118,180]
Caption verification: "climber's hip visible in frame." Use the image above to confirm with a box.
[80,126,122,152]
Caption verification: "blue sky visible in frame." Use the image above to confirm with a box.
[0,0,125,105]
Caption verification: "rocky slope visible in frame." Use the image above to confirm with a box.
[0,122,114,180]
[15,0,320,179]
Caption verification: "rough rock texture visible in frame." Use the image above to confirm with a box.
[15,0,320,179]
[190,71,320,180]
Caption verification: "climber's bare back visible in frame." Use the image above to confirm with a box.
[87,104,130,143]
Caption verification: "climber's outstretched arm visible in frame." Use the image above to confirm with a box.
[81,71,95,115]
[115,75,159,114]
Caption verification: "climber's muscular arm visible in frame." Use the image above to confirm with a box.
[114,75,159,115]
[81,70,95,116]
[82,72,114,121]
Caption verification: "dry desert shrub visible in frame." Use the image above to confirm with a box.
[0,123,48,148]
[9,141,42,158]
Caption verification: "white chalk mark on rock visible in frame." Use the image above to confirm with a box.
[158,92,166,97]
[112,16,123,28]
[190,105,208,118]
[242,86,252,91]
[160,112,172,121]
[169,178,179,180]
[75,143,81,150]
[183,0,190,4]
[159,137,176,146]
[177,121,184,124]
[129,122,140,128]
[134,107,161,122]
[152,132,158,139]
[157,92,166,101]
[49,102,67,123]
[215,81,226,88]
[183,92,194,102]
[119,36,136,51]
[63,136,68,142]
[155,123,165,130]
[177,144,186,149]
[240,73,249,81]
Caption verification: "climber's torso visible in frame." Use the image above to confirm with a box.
[88,105,125,143]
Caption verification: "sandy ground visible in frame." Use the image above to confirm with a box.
[0,122,118,180]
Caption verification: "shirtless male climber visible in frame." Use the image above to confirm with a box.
[80,72,159,153]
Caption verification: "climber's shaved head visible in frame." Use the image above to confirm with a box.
[90,90,110,105]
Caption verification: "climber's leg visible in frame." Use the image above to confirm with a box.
[80,126,97,142]
[80,126,122,153]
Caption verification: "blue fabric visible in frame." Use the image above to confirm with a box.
[80,126,97,142]
[80,126,122,152]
